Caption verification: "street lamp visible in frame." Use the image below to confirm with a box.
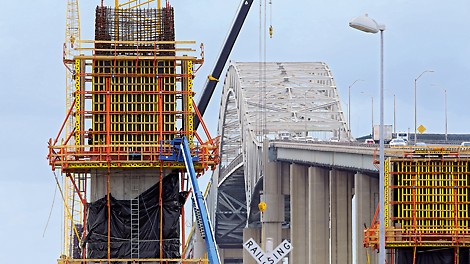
[414,70,434,144]
[444,88,448,142]
[393,94,396,134]
[371,96,374,136]
[360,92,374,135]
[350,13,386,264]
[431,84,448,142]
[348,79,364,139]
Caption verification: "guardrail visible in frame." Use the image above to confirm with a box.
[58,258,209,264]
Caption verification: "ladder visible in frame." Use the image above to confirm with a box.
[130,198,140,259]
[191,195,206,239]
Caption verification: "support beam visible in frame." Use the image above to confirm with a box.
[330,169,353,264]
[290,163,308,263]
[355,173,379,264]
[308,166,330,263]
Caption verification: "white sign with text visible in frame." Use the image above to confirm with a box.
[243,238,292,264]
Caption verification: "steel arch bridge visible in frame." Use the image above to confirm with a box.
[212,61,350,249]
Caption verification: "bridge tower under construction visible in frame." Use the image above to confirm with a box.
[48,1,219,263]
[364,148,470,263]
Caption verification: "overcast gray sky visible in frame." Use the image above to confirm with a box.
[0,0,469,263]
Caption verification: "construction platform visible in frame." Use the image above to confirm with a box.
[364,146,470,262]
[48,2,218,263]
[49,5,218,173]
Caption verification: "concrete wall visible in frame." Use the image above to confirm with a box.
[90,168,173,201]
[355,172,379,264]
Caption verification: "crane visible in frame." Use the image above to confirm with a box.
[62,0,84,259]
[194,0,254,129]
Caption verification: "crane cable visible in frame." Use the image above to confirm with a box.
[257,0,268,138]
[269,0,273,38]
[257,0,262,140]
[263,0,267,136]
[43,183,58,237]
[52,171,83,246]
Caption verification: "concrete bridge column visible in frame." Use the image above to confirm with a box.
[290,163,308,263]
[262,142,284,248]
[355,172,379,264]
[243,227,261,264]
[308,166,330,264]
[330,169,353,264]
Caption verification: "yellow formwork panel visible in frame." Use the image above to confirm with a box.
[186,60,194,143]
[91,59,176,146]
[384,159,390,228]
[48,54,216,174]
[63,161,203,170]
[58,258,209,264]
[385,157,470,247]
[75,59,81,146]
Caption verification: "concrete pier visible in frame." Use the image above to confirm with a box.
[355,172,379,264]
[309,166,330,264]
[330,169,353,264]
[290,163,308,263]
[240,165,380,264]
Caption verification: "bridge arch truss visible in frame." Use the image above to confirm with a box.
[214,61,349,249]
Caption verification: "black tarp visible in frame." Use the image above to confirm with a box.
[396,247,470,264]
[84,171,182,258]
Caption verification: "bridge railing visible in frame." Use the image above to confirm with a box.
[220,153,243,177]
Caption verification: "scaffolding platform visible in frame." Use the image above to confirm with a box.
[48,2,218,262]
[365,147,470,250]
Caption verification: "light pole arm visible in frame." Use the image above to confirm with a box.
[414,78,417,144]
[347,79,363,139]
[413,70,434,144]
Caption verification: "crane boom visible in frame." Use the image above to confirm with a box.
[63,0,82,258]
[194,0,254,129]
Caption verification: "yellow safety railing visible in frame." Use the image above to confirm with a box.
[58,257,208,264]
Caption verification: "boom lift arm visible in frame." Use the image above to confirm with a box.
[179,137,220,263]
[194,0,254,129]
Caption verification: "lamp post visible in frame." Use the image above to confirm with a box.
[348,79,363,139]
[431,84,448,142]
[414,70,434,144]
[445,88,448,142]
[372,96,374,136]
[360,92,374,135]
[393,94,396,134]
[350,14,386,264]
